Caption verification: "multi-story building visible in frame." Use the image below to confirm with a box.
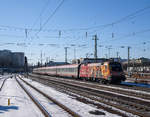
[0,50,24,68]
[12,52,25,67]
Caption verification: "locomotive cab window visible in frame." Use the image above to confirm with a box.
[109,62,122,72]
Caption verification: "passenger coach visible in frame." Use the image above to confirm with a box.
[33,61,126,84]
[34,64,79,78]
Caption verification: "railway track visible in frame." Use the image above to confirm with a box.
[29,74,150,117]
[31,73,150,92]
[16,75,81,117]
[15,77,51,117]
[0,75,11,91]
[60,79,150,101]
[30,73,150,100]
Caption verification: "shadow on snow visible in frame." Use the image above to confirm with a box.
[0,105,19,113]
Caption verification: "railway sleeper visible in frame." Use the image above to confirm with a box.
[119,101,150,113]
[38,76,150,110]
[31,76,150,117]
[51,79,150,113]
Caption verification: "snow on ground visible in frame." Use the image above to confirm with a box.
[0,75,10,90]
[38,75,150,95]
[101,83,150,95]
[0,75,10,80]
[18,78,71,117]
[0,77,44,117]
[22,76,121,117]
[0,78,4,87]
[38,76,150,103]
[60,77,150,95]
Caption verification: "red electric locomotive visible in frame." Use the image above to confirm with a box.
[33,61,126,84]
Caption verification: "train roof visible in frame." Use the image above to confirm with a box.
[34,60,122,70]
[81,61,121,66]
[34,64,79,70]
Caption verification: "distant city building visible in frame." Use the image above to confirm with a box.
[12,52,25,67]
[121,57,150,72]
[0,50,24,68]
[122,57,150,65]
[0,50,12,67]
[135,57,150,64]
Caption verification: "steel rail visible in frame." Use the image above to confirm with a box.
[18,75,81,117]
[30,74,150,106]
[42,79,150,117]
[15,77,51,117]
[0,77,9,91]
[31,73,150,93]
[53,77,150,100]
[29,75,150,117]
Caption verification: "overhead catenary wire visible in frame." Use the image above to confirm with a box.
[35,0,65,36]
[0,41,89,48]
[1,26,150,41]
[30,0,51,31]
[0,4,150,33]
[100,28,150,44]
[0,2,150,60]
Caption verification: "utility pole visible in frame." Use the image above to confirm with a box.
[74,48,76,60]
[92,34,98,59]
[64,47,69,63]
[105,54,108,59]
[127,46,131,74]
[116,52,119,58]
[40,51,42,66]
[108,47,112,59]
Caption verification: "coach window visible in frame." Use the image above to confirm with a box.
[75,68,77,72]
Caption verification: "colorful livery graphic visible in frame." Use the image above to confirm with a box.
[33,61,126,84]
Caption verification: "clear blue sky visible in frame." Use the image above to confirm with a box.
[0,0,150,64]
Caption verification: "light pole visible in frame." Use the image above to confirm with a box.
[127,46,131,74]
[105,45,112,59]
[64,47,69,63]
[92,35,98,59]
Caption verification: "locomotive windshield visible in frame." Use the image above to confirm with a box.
[109,62,123,72]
